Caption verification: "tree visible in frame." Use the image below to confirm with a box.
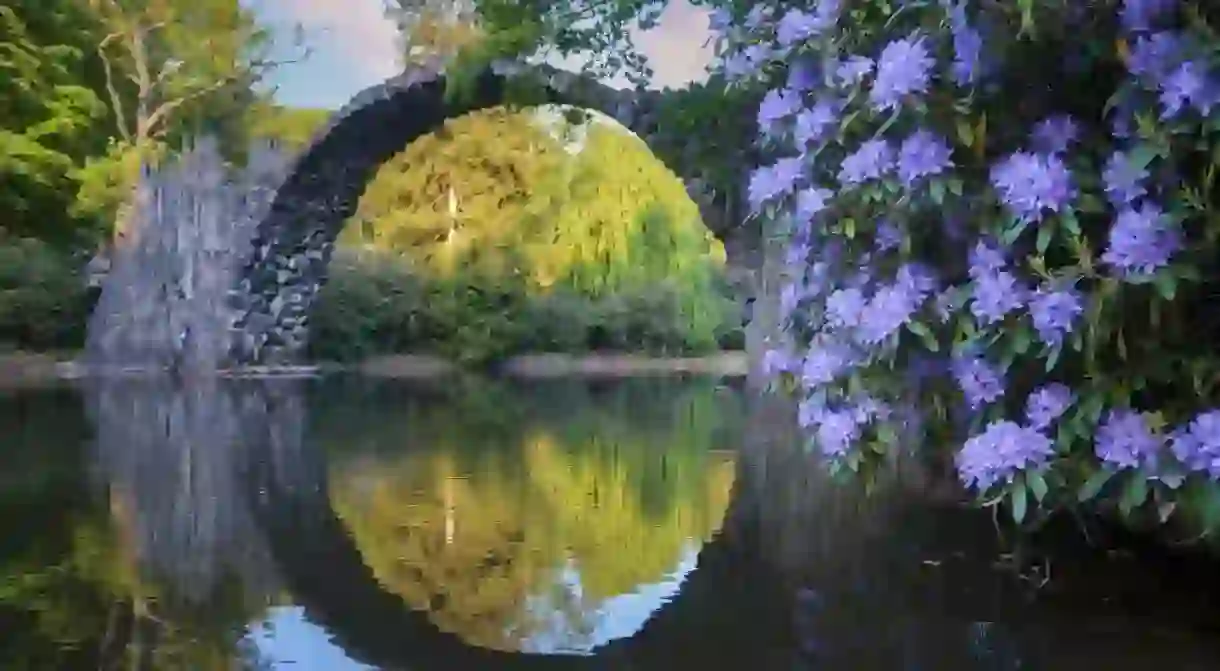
[385,0,482,66]
[82,0,304,242]
[0,3,112,247]
[345,104,724,297]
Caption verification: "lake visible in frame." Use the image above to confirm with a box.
[1,375,1219,670]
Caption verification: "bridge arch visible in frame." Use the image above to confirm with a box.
[229,63,741,364]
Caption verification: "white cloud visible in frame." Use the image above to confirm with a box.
[263,0,713,107]
[274,0,401,81]
[632,0,714,89]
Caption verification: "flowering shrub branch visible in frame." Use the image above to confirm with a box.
[709,0,1220,536]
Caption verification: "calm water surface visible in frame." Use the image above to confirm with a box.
[1,376,1219,670]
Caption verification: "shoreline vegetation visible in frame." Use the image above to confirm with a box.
[0,350,749,387]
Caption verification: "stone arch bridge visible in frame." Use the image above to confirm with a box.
[229,62,759,364]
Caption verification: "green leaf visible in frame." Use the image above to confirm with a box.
[906,320,939,351]
[1011,481,1028,524]
[956,119,974,147]
[930,179,945,205]
[1119,474,1149,515]
[1078,469,1114,501]
[1158,500,1177,523]
[1154,272,1177,300]
[1045,344,1061,371]
[1130,144,1160,170]
[1027,471,1049,503]
[1012,326,1032,355]
[1036,223,1053,254]
[1060,211,1081,236]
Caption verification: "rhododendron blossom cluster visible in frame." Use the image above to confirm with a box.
[707,0,1220,525]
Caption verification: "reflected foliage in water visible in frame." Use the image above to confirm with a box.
[323,379,740,652]
[1,379,1220,670]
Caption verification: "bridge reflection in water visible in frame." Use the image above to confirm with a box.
[62,376,1220,670]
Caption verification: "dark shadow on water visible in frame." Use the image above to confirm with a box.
[0,377,1219,669]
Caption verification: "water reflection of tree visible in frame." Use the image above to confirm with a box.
[326,379,740,652]
[0,383,283,670]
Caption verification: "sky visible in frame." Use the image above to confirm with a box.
[246,0,715,110]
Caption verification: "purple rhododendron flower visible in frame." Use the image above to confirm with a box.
[796,187,834,221]
[1096,410,1163,471]
[1126,31,1184,82]
[957,421,1055,492]
[801,340,854,388]
[1171,411,1220,479]
[761,347,800,378]
[858,280,925,345]
[971,270,1027,325]
[1029,286,1083,347]
[952,352,1005,409]
[748,157,804,210]
[850,394,891,423]
[870,34,934,110]
[838,139,895,185]
[758,88,801,134]
[816,409,862,457]
[934,289,955,322]
[990,152,1076,223]
[836,56,874,86]
[1102,203,1181,278]
[897,130,953,186]
[1025,384,1073,431]
[798,394,827,429]
[1102,151,1150,207]
[826,287,868,329]
[875,220,903,251]
[1121,0,1177,34]
[786,237,811,268]
[948,1,982,85]
[896,262,939,299]
[707,8,732,33]
[1159,60,1220,118]
[724,44,772,81]
[776,9,820,46]
[776,2,839,46]
[780,281,807,320]
[968,241,1007,277]
[745,4,771,29]
[787,60,819,92]
[1030,116,1078,155]
[794,99,839,147]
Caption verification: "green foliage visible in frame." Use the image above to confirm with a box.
[0,3,112,248]
[0,238,94,351]
[308,250,743,365]
[330,105,737,363]
[350,105,725,287]
[245,102,331,151]
[325,377,741,651]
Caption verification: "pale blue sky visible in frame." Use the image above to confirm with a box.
[245,0,714,110]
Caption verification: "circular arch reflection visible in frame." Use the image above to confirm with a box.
[327,418,737,654]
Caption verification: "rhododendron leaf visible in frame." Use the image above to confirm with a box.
[1119,475,1149,516]
[1154,272,1177,300]
[1036,222,1053,254]
[1027,471,1048,503]
[1078,469,1114,502]
[1010,481,1028,523]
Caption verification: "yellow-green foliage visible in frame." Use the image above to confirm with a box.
[343,105,725,296]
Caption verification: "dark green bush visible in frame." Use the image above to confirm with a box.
[307,250,745,365]
[0,237,94,351]
[0,243,743,364]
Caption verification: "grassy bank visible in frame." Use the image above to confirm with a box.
[0,351,749,387]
